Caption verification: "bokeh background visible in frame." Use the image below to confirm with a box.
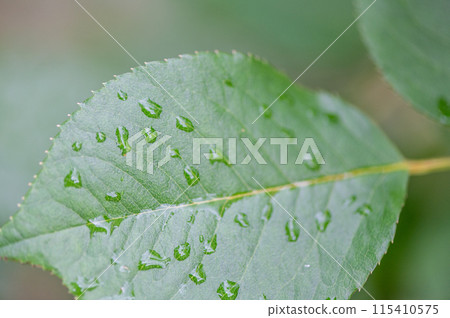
[0,0,449,299]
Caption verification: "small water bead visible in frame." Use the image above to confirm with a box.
[96,132,106,143]
[187,214,195,224]
[116,126,131,155]
[208,148,229,166]
[104,215,123,234]
[234,212,250,228]
[138,250,171,270]
[285,219,300,242]
[139,98,162,119]
[345,195,357,206]
[105,191,121,202]
[315,210,331,232]
[217,280,240,300]
[305,157,321,171]
[224,79,233,87]
[261,202,273,222]
[70,277,99,298]
[260,294,268,300]
[117,90,128,101]
[72,141,82,152]
[438,97,450,118]
[184,165,200,186]
[189,263,206,285]
[326,113,339,123]
[87,216,109,237]
[168,146,181,158]
[176,116,195,132]
[199,235,204,243]
[259,104,272,119]
[64,168,82,188]
[356,204,372,216]
[142,127,158,143]
[173,242,191,261]
[203,234,217,255]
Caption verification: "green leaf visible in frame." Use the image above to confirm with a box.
[0,52,408,299]
[357,0,450,126]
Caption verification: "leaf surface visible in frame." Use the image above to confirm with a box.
[0,52,408,299]
[357,0,450,125]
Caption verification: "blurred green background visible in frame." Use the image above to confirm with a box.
[0,0,448,299]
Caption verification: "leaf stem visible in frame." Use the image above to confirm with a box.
[406,157,450,176]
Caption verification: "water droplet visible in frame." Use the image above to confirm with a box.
[438,97,450,118]
[326,113,339,123]
[72,141,82,152]
[208,147,230,166]
[234,212,250,228]
[304,264,311,268]
[96,132,106,143]
[87,216,109,237]
[305,156,321,171]
[224,79,233,87]
[260,294,268,300]
[176,116,195,132]
[261,202,273,222]
[105,192,121,202]
[104,215,123,234]
[116,126,131,155]
[315,210,331,232]
[174,242,191,261]
[117,90,128,101]
[199,235,204,243]
[142,127,158,143]
[138,250,171,270]
[139,99,162,118]
[69,277,99,298]
[187,214,195,224]
[203,234,217,255]
[64,168,82,188]
[184,165,200,186]
[217,280,240,300]
[345,195,357,206]
[356,204,372,216]
[189,263,206,285]
[259,104,272,119]
[285,219,300,242]
[119,265,130,273]
[168,146,181,158]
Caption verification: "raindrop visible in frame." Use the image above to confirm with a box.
[217,280,240,300]
[315,210,331,232]
[189,263,206,285]
[142,127,158,143]
[234,212,250,228]
[72,141,82,152]
[64,168,82,188]
[305,156,321,171]
[96,132,106,143]
[285,219,300,242]
[344,195,357,206]
[70,277,99,298]
[326,113,339,123]
[139,98,162,119]
[208,148,229,166]
[104,215,123,234]
[176,116,195,132]
[261,202,273,222]
[199,235,204,243]
[87,216,109,237]
[116,126,131,155]
[174,242,191,261]
[184,165,200,186]
[438,97,450,118]
[224,79,233,87]
[105,192,121,202]
[168,146,181,158]
[138,250,171,270]
[187,214,195,224]
[355,204,372,216]
[203,234,217,255]
[117,90,128,101]
[259,104,272,119]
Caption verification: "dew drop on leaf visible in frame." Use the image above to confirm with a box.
[315,210,331,232]
[64,168,82,188]
[285,219,300,242]
[189,263,206,285]
[326,113,339,123]
[72,141,82,152]
[105,191,121,202]
[438,97,450,118]
[139,98,162,119]
[217,280,240,300]
[234,212,250,228]
[115,126,131,155]
[305,156,321,171]
[258,104,272,119]
[117,90,128,101]
[199,235,204,243]
[176,116,195,132]
[70,277,99,298]
[224,79,233,87]
[355,204,372,216]
[142,127,158,143]
[96,132,106,143]
[184,165,200,186]
[168,146,181,158]
[173,242,191,261]
[138,250,171,270]
[203,234,217,255]
[87,216,109,237]
[261,202,273,222]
